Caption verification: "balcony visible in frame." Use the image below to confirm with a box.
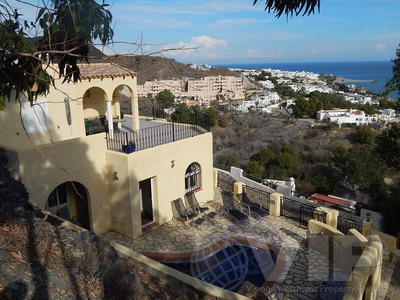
[106,115,210,153]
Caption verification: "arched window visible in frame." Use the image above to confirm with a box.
[185,163,201,193]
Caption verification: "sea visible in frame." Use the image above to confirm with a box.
[214,61,398,98]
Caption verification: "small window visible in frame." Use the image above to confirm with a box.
[47,183,68,209]
[185,163,201,193]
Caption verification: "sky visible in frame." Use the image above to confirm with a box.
[9,0,400,64]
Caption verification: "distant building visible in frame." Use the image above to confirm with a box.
[137,80,183,97]
[307,193,356,209]
[317,109,377,126]
[138,76,244,106]
[187,75,244,104]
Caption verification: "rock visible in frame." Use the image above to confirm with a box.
[237,281,258,298]
[48,272,68,290]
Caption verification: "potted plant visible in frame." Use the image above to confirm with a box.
[122,141,136,153]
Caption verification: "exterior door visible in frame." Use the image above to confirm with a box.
[139,178,153,226]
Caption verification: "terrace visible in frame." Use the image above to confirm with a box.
[106,115,210,153]
[103,176,399,299]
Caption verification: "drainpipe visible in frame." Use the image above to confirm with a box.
[106,101,114,138]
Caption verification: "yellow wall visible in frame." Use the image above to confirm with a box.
[0,70,139,152]
[16,134,111,233]
[83,87,108,118]
[106,132,214,237]
[0,67,214,238]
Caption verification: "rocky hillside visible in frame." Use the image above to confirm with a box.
[111,55,239,84]
[89,46,239,84]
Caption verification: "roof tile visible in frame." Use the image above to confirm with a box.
[78,63,136,80]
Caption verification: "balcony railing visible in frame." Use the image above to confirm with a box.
[106,121,208,153]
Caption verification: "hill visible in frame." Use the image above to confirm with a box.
[110,55,240,84]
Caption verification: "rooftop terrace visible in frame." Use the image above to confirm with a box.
[106,116,209,153]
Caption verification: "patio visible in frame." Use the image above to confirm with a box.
[104,188,352,299]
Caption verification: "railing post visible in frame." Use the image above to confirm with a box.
[172,122,175,141]
[299,204,303,226]
[270,193,282,217]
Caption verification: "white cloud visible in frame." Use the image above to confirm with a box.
[311,48,328,55]
[375,43,387,52]
[163,35,228,59]
[245,49,283,58]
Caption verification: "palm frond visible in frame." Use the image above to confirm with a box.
[253,0,320,17]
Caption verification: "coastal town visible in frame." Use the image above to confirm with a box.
[138,67,399,126]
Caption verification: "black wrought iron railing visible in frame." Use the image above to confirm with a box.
[337,213,363,234]
[106,121,208,153]
[280,196,327,227]
[217,171,236,193]
[244,185,271,211]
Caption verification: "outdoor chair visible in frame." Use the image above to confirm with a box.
[220,195,249,223]
[237,193,268,218]
[184,192,208,215]
[171,198,196,223]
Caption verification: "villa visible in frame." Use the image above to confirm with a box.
[1,62,399,299]
[0,63,214,238]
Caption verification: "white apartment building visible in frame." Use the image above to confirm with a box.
[258,80,275,89]
[289,84,334,94]
[187,75,244,104]
[138,80,183,97]
[317,109,377,126]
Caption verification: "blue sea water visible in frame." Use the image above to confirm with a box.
[214,61,397,97]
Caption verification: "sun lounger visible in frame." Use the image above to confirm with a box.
[184,192,208,214]
[237,193,268,218]
[171,198,196,222]
[220,195,248,223]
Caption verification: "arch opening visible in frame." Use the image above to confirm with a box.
[46,181,91,230]
[83,87,108,135]
[113,85,134,130]
[185,162,201,194]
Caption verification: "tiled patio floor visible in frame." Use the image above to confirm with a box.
[103,188,399,299]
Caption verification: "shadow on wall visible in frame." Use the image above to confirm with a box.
[0,114,148,298]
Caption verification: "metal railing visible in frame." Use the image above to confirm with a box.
[337,214,363,234]
[106,121,207,153]
[244,185,271,211]
[217,171,236,193]
[281,196,327,227]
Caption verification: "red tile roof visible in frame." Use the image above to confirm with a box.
[79,63,136,80]
[307,193,352,207]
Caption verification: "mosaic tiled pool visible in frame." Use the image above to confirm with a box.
[157,243,278,292]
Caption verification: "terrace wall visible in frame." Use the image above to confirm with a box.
[106,132,214,238]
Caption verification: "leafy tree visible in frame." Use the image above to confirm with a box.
[245,161,264,178]
[274,85,297,98]
[355,126,376,145]
[171,104,216,129]
[0,0,113,104]
[155,89,175,108]
[250,148,276,165]
[217,152,240,168]
[310,175,334,194]
[380,183,400,235]
[375,122,400,172]
[335,146,386,191]
[385,44,400,99]
[277,145,300,173]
